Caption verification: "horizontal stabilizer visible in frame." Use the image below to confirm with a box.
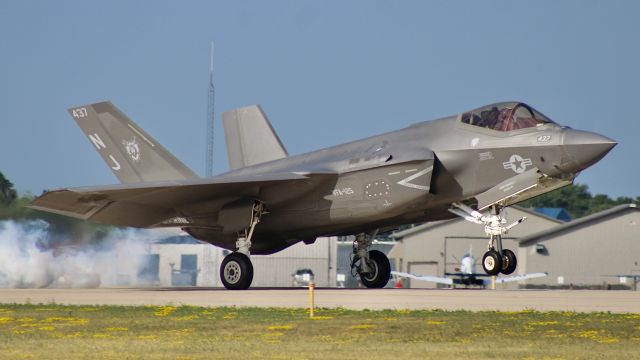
[223,105,288,170]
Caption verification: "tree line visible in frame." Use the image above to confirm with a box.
[518,183,639,219]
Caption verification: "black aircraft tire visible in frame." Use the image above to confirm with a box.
[220,252,254,290]
[360,250,391,288]
[482,250,502,276]
[501,249,517,275]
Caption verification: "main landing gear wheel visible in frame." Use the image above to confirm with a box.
[360,250,391,288]
[482,250,502,276]
[501,249,517,275]
[220,252,254,290]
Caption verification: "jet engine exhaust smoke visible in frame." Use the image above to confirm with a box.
[0,220,164,288]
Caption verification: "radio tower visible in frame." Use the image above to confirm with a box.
[206,41,215,177]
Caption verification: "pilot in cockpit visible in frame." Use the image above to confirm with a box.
[479,106,500,129]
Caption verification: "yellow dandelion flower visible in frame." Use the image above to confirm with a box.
[0,317,13,324]
[577,330,599,339]
[267,325,294,331]
[223,312,237,320]
[106,327,128,332]
[154,306,177,317]
[20,323,40,328]
[12,329,33,335]
[426,320,446,325]
[598,337,620,344]
[528,321,559,326]
[263,331,285,337]
[350,324,375,330]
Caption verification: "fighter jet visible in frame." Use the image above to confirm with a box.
[30,101,616,290]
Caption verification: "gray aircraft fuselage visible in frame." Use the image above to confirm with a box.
[184,102,616,254]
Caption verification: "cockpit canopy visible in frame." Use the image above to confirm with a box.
[461,102,554,132]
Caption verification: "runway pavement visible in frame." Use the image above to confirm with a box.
[1,288,639,313]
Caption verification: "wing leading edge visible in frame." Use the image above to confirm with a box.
[30,172,335,228]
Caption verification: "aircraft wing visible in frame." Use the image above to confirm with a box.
[391,271,454,285]
[29,171,335,228]
[493,272,548,284]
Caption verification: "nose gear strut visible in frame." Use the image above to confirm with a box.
[449,203,525,276]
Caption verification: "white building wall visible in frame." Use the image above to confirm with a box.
[252,237,338,287]
[148,237,337,287]
[150,243,224,287]
[523,211,640,287]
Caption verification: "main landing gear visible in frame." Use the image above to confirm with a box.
[220,202,265,290]
[450,203,526,276]
[350,231,391,288]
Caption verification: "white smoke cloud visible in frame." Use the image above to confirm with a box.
[0,220,167,288]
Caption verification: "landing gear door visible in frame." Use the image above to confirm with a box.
[475,167,541,210]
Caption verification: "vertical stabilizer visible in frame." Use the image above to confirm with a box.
[69,102,199,183]
[222,105,288,170]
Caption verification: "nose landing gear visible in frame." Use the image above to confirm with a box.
[450,203,525,276]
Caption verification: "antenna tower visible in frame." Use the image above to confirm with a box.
[206,41,215,177]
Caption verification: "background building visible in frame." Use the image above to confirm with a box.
[389,204,640,290]
[136,236,338,288]
[519,204,640,290]
[389,206,564,288]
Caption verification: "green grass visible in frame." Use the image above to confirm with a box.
[0,304,639,359]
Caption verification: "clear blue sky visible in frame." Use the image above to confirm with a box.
[1,1,638,198]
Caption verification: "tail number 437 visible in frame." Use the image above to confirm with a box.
[71,107,88,119]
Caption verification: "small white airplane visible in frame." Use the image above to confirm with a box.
[392,250,546,288]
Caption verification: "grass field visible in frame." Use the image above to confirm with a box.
[0,304,639,359]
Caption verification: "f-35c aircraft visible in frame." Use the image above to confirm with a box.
[30,101,616,290]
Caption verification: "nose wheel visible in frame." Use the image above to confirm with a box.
[500,249,517,275]
[482,250,502,276]
[451,203,525,276]
[482,249,517,276]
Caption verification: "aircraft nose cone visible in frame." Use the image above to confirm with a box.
[562,130,617,171]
